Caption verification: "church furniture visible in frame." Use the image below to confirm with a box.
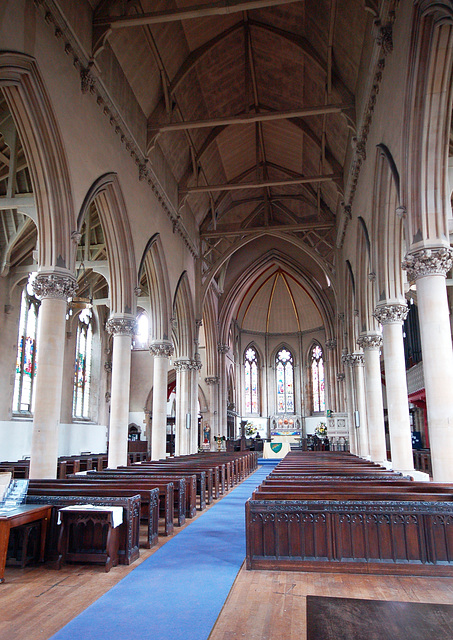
[27,482,161,544]
[26,494,141,565]
[57,506,122,572]
[0,504,51,582]
[246,453,453,575]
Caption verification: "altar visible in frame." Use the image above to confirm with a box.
[263,441,291,458]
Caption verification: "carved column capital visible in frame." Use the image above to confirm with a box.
[32,272,78,301]
[174,358,201,372]
[402,247,453,281]
[217,343,229,354]
[325,339,337,350]
[106,315,136,337]
[205,376,220,386]
[174,359,192,372]
[357,334,383,351]
[341,352,364,367]
[373,303,408,325]
[149,340,174,358]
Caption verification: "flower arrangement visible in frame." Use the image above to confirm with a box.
[315,422,327,437]
[245,422,257,436]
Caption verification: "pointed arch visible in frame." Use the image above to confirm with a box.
[372,147,406,303]
[138,234,172,341]
[202,287,218,377]
[77,173,136,315]
[357,216,378,333]
[273,343,295,415]
[172,272,195,359]
[404,2,453,250]
[0,52,75,271]
[307,341,326,414]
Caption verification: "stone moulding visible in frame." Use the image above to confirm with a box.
[402,247,453,281]
[373,303,408,325]
[32,272,78,300]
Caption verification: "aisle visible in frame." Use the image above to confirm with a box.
[50,463,276,640]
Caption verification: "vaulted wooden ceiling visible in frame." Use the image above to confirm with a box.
[92,0,367,287]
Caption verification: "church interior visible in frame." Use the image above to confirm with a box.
[2,0,453,638]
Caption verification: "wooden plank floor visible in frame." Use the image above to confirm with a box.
[209,567,453,640]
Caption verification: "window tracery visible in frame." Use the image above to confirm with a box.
[276,348,294,414]
[311,344,325,412]
[73,309,93,419]
[244,346,259,414]
[12,276,40,415]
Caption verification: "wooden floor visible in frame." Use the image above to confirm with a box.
[2,488,453,640]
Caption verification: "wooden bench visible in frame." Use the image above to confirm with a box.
[245,452,453,576]
[28,481,166,540]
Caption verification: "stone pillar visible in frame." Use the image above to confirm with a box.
[357,334,387,463]
[149,340,173,461]
[205,376,220,450]
[29,272,77,478]
[190,360,202,453]
[217,343,229,438]
[373,303,414,472]
[351,353,369,458]
[106,315,136,469]
[174,359,192,456]
[403,248,453,481]
[341,353,357,455]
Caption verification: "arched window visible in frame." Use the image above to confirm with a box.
[133,311,148,349]
[244,347,259,414]
[276,348,294,414]
[73,309,93,419]
[311,344,325,412]
[12,275,40,414]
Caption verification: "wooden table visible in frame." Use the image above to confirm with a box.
[0,504,52,583]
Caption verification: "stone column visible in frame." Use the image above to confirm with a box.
[341,353,357,455]
[205,376,220,450]
[357,334,387,463]
[190,359,202,454]
[106,315,136,469]
[217,343,229,438]
[149,340,173,461]
[373,303,414,472]
[403,248,453,481]
[29,272,77,478]
[350,353,369,458]
[336,373,347,449]
[174,359,192,456]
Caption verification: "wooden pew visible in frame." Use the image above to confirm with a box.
[28,480,171,538]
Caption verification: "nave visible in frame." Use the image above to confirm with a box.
[2,456,453,640]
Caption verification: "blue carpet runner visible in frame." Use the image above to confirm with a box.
[50,463,276,640]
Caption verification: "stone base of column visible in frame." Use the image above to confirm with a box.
[387,465,430,482]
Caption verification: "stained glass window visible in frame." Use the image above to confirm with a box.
[244,347,259,414]
[276,348,294,413]
[311,344,325,412]
[12,275,40,414]
[73,309,93,419]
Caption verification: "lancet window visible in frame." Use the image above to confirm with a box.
[244,346,259,414]
[311,344,325,412]
[12,276,40,414]
[276,348,294,414]
[73,309,93,419]
[133,312,149,349]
